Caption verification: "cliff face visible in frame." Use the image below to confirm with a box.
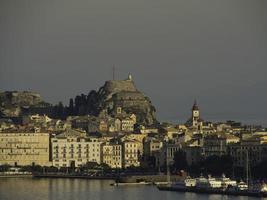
[96,76,157,125]
[0,91,44,117]
[71,75,158,125]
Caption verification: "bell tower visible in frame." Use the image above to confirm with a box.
[192,100,200,128]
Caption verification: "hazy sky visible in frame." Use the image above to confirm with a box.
[0,0,267,125]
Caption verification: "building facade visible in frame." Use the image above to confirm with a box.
[229,135,267,167]
[0,131,50,166]
[122,140,140,168]
[203,133,239,157]
[102,143,122,168]
[51,131,102,168]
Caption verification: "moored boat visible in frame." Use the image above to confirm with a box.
[157,174,267,197]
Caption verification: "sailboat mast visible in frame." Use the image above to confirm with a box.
[246,150,249,186]
[166,146,170,183]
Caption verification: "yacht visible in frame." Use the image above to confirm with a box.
[171,176,196,190]
[237,181,249,191]
[196,175,222,189]
[219,174,237,189]
[248,182,267,195]
[227,180,248,193]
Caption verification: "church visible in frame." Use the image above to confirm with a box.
[185,100,203,130]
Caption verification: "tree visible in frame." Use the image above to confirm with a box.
[201,155,233,176]
[0,164,11,172]
[57,101,64,118]
[83,162,99,169]
[68,98,74,115]
[173,150,188,171]
[252,160,267,179]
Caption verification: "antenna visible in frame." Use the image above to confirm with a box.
[112,65,115,80]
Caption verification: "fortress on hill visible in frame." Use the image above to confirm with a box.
[97,74,157,125]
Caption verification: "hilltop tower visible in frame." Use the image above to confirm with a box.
[127,74,133,81]
[185,100,203,130]
[192,100,200,128]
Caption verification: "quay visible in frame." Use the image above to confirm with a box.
[157,184,267,198]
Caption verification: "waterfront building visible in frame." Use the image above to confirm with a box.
[122,139,141,168]
[184,146,203,166]
[143,137,163,157]
[102,142,123,168]
[229,135,267,167]
[0,130,50,166]
[51,129,102,168]
[203,132,239,157]
[158,143,181,167]
[121,134,145,156]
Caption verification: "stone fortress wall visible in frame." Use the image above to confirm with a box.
[103,79,137,94]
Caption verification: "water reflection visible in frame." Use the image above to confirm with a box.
[0,178,262,200]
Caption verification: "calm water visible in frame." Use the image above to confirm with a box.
[0,178,264,200]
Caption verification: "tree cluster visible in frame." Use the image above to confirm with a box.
[172,151,234,177]
[51,90,100,119]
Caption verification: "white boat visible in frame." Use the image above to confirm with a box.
[171,176,196,189]
[260,183,267,193]
[219,174,237,189]
[237,181,248,191]
[248,182,267,194]
[227,180,248,192]
[196,175,222,189]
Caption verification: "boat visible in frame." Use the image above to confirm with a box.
[219,174,237,189]
[157,174,267,197]
[168,176,196,190]
[111,181,152,186]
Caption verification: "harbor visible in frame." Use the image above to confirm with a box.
[157,175,267,198]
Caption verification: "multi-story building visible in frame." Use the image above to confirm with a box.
[203,132,239,157]
[143,138,163,157]
[184,146,203,166]
[0,131,50,166]
[99,119,108,132]
[122,139,140,168]
[121,117,135,132]
[51,129,102,168]
[229,135,267,167]
[23,114,52,124]
[157,143,181,167]
[102,142,122,168]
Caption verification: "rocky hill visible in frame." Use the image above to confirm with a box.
[72,75,158,125]
[0,91,47,117]
[0,75,158,125]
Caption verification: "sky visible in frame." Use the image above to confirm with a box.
[0,0,267,125]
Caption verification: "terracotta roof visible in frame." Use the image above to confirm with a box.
[192,100,199,111]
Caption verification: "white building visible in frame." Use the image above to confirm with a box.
[121,117,135,132]
[51,129,102,168]
[102,142,123,168]
[122,139,141,168]
[0,131,51,166]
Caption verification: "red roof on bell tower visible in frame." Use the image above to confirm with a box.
[192,100,199,111]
